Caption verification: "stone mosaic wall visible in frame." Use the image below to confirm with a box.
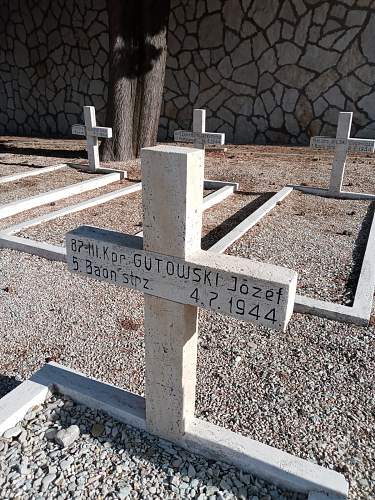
[0,0,109,136]
[0,0,375,145]
[160,0,375,144]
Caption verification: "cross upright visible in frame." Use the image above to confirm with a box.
[72,106,112,172]
[66,145,297,442]
[310,112,375,195]
[174,109,225,149]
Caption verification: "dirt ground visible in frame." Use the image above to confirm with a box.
[1,135,374,305]
[0,136,374,499]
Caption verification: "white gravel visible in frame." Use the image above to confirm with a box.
[0,394,305,499]
[0,144,374,499]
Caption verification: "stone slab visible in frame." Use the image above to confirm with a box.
[310,136,375,153]
[352,204,375,320]
[201,185,234,210]
[209,185,373,326]
[182,420,348,499]
[290,185,375,200]
[293,294,368,326]
[0,172,122,220]
[0,362,349,498]
[0,164,67,185]
[0,378,50,436]
[203,179,239,190]
[3,183,142,235]
[0,233,66,261]
[66,226,297,331]
[174,130,225,145]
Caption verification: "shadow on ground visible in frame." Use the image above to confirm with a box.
[345,201,375,304]
[0,143,85,159]
[201,191,275,251]
[0,374,21,398]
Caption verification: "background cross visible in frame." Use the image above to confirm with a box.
[72,106,112,172]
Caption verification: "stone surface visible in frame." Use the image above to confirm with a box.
[54,425,80,448]
[1,1,375,144]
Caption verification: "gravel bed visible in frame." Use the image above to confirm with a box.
[0,142,374,499]
[0,394,304,499]
[0,163,47,177]
[18,189,222,245]
[226,191,372,304]
[0,250,374,499]
[20,191,144,245]
[0,167,94,205]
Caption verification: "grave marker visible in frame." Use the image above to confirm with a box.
[66,145,297,441]
[72,106,112,172]
[174,109,225,149]
[310,112,375,195]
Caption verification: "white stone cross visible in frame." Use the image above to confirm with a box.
[174,109,225,149]
[72,106,112,172]
[310,112,375,194]
[66,145,297,441]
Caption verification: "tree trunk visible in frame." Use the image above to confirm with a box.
[101,0,170,161]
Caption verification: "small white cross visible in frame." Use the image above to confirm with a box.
[310,112,375,194]
[174,109,225,149]
[72,106,112,172]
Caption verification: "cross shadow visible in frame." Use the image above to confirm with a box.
[344,201,375,304]
[201,192,276,251]
[0,374,21,398]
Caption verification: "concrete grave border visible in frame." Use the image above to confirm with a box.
[0,362,348,500]
[207,187,375,326]
[0,179,238,261]
[0,163,68,184]
[0,171,125,220]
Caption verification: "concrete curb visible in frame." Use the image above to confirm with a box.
[0,172,122,220]
[209,186,293,253]
[0,164,67,185]
[0,363,348,498]
[290,185,375,201]
[3,183,142,235]
[0,234,66,261]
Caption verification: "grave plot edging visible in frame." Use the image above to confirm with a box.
[210,186,374,326]
[0,233,66,261]
[0,362,348,498]
[0,172,123,220]
[3,183,143,236]
[289,185,375,201]
[0,164,68,185]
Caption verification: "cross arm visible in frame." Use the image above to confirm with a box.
[310,136,375,153]
[91,126,112,139]
[66,226,297,331]
[72,124,86,136]
[71,124,112,139]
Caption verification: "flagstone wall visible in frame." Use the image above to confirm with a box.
[160,0,375,144]
[0,0,374,145]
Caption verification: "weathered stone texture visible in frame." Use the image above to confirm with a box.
[160,0,375,144]
[0,0,375,144]
[0,0,109,136]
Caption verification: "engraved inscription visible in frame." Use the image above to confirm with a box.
[310,136,375,153]
[66,231,295,331]
[174,130,225,145]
